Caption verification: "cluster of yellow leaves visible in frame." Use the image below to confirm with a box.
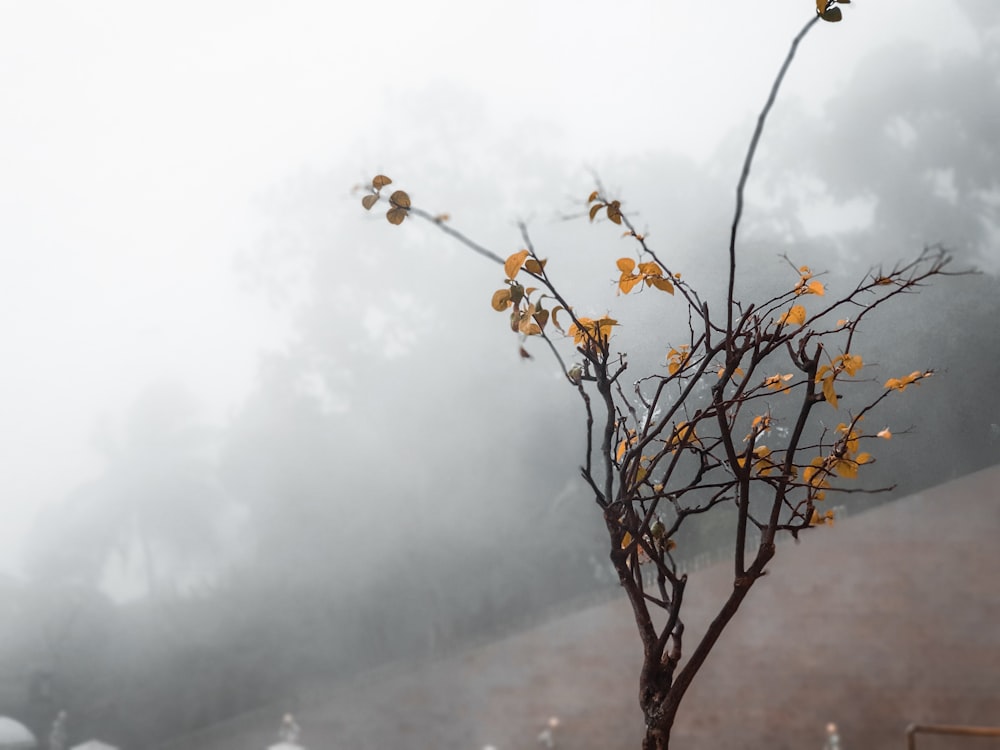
[764,372,794,393]
[778,266,825,325]
[745,413,773,442]
[717,365,745,380]
[737,445,778,476]
[815,353,863,409]
[803,421,871,497]
[616,258,675,295]
[587,191,623,225]
[621,518,676,567]
[666,345,690,375]
[666,421,700,452]
[360,175,411,225]
[794,266,826,297]
[616,429,638,462]
[885,370,932,392]
[492,250,617,354]
[490,250,553,337]
[810,508,836,526]
[568,316,619,352]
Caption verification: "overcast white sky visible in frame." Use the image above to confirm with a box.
[0,1,978,574]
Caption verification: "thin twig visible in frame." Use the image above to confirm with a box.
[727,14,821,340]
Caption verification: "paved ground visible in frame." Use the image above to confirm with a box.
[191,466,1000,750]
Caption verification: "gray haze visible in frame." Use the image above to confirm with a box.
[0,1,998,747]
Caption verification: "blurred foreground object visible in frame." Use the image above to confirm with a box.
[0,717,36,749]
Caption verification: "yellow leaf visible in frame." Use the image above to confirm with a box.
[491,288,512,311]
[810,508,835,526]
[361,194,379,210]
[855,452,871,465]
[885,370,925,392]
[595,316,619,339]
[386,206,408,225]
[877,428,892,439]
[504,249,530,280]
[667,421,700,450]
[524,258,547,275]
[765,373,794,391]
[616,257,637,273]
[617,439,628,461]
[779,305,807,326]
[587,190,600,203]
[841,353,863,376]
[666,346,689,376]
[837,458,858,478]
[637,262,663,277]
[389,190,411,208]
[822,376,838,408]
[619,274,643,295]
[372,174,392,189]
[621,531,633,549]
[589,203,604,222]
[807,280,825,296]
[648,276,675,294]
[606,200,623,225]
[568,318,591,347]
[551,306,566,332]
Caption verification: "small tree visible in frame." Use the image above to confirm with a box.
[360,4,964,748]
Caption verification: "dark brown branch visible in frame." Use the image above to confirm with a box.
[727,14,821,339]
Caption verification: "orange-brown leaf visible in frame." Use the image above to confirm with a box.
[806,280,825,296]
[361,194,379,210]
[619,275,643,295]
[617,257,637,273]
[606,200,623,225]
[386,206,408,225]
[779,305,807,326]
[533,308,549,330]
[822,376,838,408]
[504,249,530,280]
[389,190,411,209]
[372,174,392,190]
[648,276,675,294]
[841,353,863,376]
[524,258,547,275]
[491,288,512,311]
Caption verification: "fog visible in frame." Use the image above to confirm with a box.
[1,1,998,747]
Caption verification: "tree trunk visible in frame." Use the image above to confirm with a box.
[642,720,672,750]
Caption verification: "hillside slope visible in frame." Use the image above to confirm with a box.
[188,466,1000,750]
